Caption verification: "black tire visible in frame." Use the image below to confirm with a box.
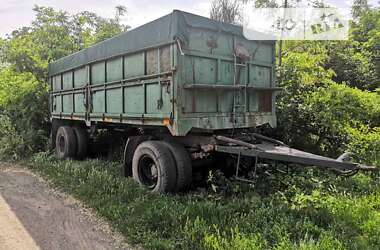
[55,126,77,160]
[162,141,192,191]
[73,127,89,159]
[132,141,177,193]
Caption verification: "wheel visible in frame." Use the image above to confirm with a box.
[162,141,192,191]
[73,127,89,159]
[55,126,77,160]
[132,141,177,193]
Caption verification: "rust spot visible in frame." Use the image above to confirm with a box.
[206,37,218,49]
[104,117,113,122]
[235,43,250,62]
[258,91,272,113]
[163,118,171,126]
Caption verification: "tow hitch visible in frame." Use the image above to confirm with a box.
[215,135,377,176]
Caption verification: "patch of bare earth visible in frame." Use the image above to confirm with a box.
[0,163,133,250]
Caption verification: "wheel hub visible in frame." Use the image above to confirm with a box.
[138,155,158,189]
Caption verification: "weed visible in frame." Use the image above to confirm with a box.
[25,152,380,250]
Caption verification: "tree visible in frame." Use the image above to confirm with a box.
[352,0,370,19]
[210,0,242,24]
[325,40,378,91]
[115,5,127,22]
[335,7,380,91]
[2,5,129,81]
[253,0,326,8]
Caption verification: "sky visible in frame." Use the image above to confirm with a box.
[0,0,378,38]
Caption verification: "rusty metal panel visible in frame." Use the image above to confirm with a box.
[258,91,272,112]
[146,46,172,75]
[146,49,158,75]
[160,46,171,72]
[187,29,233,56]
[183,90,218,113]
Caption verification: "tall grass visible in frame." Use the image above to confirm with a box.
[27,152,380,250]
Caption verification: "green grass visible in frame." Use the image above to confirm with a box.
[25,152,380,250]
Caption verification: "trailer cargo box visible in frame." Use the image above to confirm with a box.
[49,10,278,136]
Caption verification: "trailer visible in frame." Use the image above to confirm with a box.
[49,10,375,193]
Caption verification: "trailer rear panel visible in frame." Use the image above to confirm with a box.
[49,10,278,136]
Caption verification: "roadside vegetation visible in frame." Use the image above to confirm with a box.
[0,1,379,249]
[27,152,380,249]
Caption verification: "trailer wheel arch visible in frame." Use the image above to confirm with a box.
[122,135,154,177]
[132,141,177,193]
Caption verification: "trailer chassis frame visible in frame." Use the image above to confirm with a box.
[213,135,376,175]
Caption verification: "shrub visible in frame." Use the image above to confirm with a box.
[303,84,380,158]
[0,115,25,160]
[346,127,380,167]
[0,68,50,158]
[277,81,380,160]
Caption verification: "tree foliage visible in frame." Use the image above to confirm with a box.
[3,5,128,81]
[0,5,128,158]
[264,7,379,163]
[210,0,243,24]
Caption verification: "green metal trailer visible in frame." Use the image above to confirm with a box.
[49,10,374,193]
[49,10,278,136]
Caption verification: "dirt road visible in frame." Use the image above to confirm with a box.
[0,163,131,250]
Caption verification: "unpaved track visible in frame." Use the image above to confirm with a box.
[0,163,131,250]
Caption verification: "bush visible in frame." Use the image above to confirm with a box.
[302,84,380,159]
[0,68,50,158]
[0,115,25,160]
[305,84,380,131]
[277,81,380,161]
[275,41,336,154]
[346,127,380,167]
